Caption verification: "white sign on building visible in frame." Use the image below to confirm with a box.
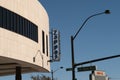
[90,70,109,80]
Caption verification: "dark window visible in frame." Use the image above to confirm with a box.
[3,8,7,29]
[0,7,2,27]
[10,12,14,31]
[46,35,48,56]
[24,20,29,37]
[19,16,23,35]
[35,26,38,42]
[29,22,32,39]
[42,31,45,53]
[31,24,34,40]
[27,21,30,38]
[22,18,25,35]
[6,10,11,30]
[16,15,20,33]
[13,14,17,32]
[0,6,38,42]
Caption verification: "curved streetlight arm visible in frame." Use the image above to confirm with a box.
[52,67,63,73]
[51,67,63,80]
[73,10,110,40]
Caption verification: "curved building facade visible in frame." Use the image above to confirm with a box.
[0,0,50,76]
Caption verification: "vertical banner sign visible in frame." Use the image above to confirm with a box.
[52,29,61,61]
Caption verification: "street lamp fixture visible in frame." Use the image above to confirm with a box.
[104,10,110,14]
[71,10,110,80]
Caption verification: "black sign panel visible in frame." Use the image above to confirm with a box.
[52,29,61,61]
[77,66,96,72]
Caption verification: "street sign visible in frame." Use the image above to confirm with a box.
[77,65,96,72]
[66,68,72,71]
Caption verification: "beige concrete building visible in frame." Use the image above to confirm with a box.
[0,0,50,76]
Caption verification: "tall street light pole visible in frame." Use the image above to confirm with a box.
[71,10,110,80]
[51,67,63,80]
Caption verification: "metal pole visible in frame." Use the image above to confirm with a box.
[51,70,54,80]
[71,36,75,80]
[16,66,22,80]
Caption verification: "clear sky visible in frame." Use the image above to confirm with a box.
[1,0,120,80]
[39,0,120,80]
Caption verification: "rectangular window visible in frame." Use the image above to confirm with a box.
[10,12,14,31]
[0,7,38,42]
[3,8,7,29]
[13,14,17,32]
[29,23,32,39]
[33,24,38,42]
[19,16,23,35]
[6,10,11,30]
[17,15,20,33]
[42,31,45,54]
[22,19,25,35]
[46,35,49,56]
[31,23,34,40]
[24,19,28,37]
[32,25,36,41]
[35,26,38,42]
[27,21,30,38]
[0,7,3,27]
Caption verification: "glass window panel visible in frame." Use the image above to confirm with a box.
[0,7,38,42]
[6,10,11,30]
[42,31,45,53]
[0,7,3,27]
[3,8,7,29]
[10,12,14,31]
[46,35,49,56]
[17,15,20,33]
[13,14,17,32]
